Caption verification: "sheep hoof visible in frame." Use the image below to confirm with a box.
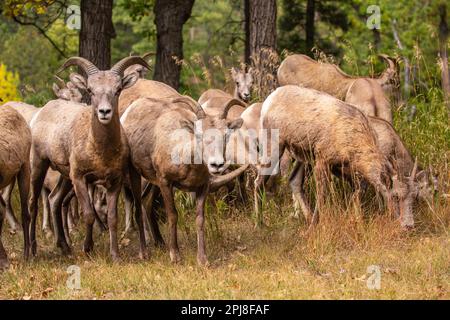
[138,251,149,260]
[170,251,182,264]
[197,255,209,267]
[111,255,121,263]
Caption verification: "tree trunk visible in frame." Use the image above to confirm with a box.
[153,0,195,90]
[438,4,450,106]
[79,0,115,70]
[248,0,278,99]
[244,0,251,66]
[305,0,315,55]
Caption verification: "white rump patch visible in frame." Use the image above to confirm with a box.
[120,101,139,124]
[29,108,43,129]
[260,87,280,129]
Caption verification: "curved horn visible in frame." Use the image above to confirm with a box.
[209,164,249,192]
[220,99,247,119]
[53,75,66,89]
[378,54,396,71]
[111,56,151,77]
[57,57,99,76]
[171,96,206,119]
[410,157,419,181]
[142,52,156,61]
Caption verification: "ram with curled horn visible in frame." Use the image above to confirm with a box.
[29,56,150,262]
[120,94,247,266]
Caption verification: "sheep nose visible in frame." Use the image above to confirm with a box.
[99,108,111,116]
[210,161,224,169]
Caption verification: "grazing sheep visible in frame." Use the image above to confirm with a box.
[277,54,396,123]
[0,106,31,271]
[121,96,248,265]
[289,115,435,222]
[256,85,418,229]
[29,56,150,261]
[198,67,254,105]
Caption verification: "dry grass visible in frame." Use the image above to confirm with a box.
[0,184,449,300]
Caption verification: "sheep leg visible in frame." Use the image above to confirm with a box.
[311,160,331,227]
[237,174,248,204]
[0,195,9,271]
[123,186,136,235]
[253,172,271,228]
[2,181,20,233]
[90,185,107,232]
[29,156,50,256]
[159,181,181,263]
[17,163,31,261]
[61,189,75,245]
[41,187,53,238]
[49,177,72,255]
[195,184,209,266]
[289,161,313,222]
[73,179,96,255]
[143,184,165,248]
[105,181,122,262]
[69,198,79,229]
[129,166,147,260]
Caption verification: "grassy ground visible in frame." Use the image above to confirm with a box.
[0,185,449,300]
[1,90,449,300]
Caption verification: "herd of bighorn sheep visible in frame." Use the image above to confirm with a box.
[0,52,438,270]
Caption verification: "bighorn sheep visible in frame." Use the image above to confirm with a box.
[256,85,418,229]
[288,115,436,221]
[29,56,150,261]
[120,96,248,265]
[277,54,397,123]
[0,106,31,271]
[198,67,254,105]
[52,76,84,103]
[123,52,154,79]
[0,102,59,236]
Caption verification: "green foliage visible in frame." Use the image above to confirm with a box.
[0,63,20,101]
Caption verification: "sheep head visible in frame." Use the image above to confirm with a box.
[52,76,83,103]
[172,97,245,175]
[391,158,420,228]
[231,67,253,102]
[124,52,154,79]
[57,56,150,124]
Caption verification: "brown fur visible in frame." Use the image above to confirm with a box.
[256,85,415,228]
[277,54,393,123]
[119,79,179,116]
[29,57,148,261]
[121,97,246,265]
[0,106,31,271]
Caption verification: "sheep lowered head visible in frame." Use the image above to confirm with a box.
[231,67,253,102]
[52,76,83,103]
[174,97,244,175]
[57,56,150,124]
[391,159,421,228]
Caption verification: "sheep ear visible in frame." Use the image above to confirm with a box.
[228,118,243,130]
[231,67,239,80]
[52,83,61,97]
[122,72,139,90]
[69,73,87,91]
